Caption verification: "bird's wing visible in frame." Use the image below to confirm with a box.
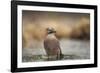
[44,38,62,55]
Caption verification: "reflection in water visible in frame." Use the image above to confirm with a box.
[22,39,90,62]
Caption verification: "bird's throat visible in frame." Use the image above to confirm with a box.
[47,33,56,39]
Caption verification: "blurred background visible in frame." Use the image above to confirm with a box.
[22,10,90,62]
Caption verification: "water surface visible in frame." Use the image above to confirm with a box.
[22,39,90,62]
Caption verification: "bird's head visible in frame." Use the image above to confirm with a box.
[46,27,56,34]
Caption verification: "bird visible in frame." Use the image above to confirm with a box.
[44,27,63,61]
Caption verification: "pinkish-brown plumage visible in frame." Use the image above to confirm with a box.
[44,28,63,60]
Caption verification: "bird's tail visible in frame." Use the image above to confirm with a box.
[60,50,64,59]
[57,49,64,60]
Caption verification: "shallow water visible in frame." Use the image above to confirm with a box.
[22,39,90,62]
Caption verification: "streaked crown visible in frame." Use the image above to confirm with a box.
[46,27,56,34]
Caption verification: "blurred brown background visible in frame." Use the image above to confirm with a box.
[22,10,90,48]
[22,10,90,62]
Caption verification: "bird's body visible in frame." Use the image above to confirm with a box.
[44,28,63,60]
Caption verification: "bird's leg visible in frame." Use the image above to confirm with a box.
[57,50,63,60]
